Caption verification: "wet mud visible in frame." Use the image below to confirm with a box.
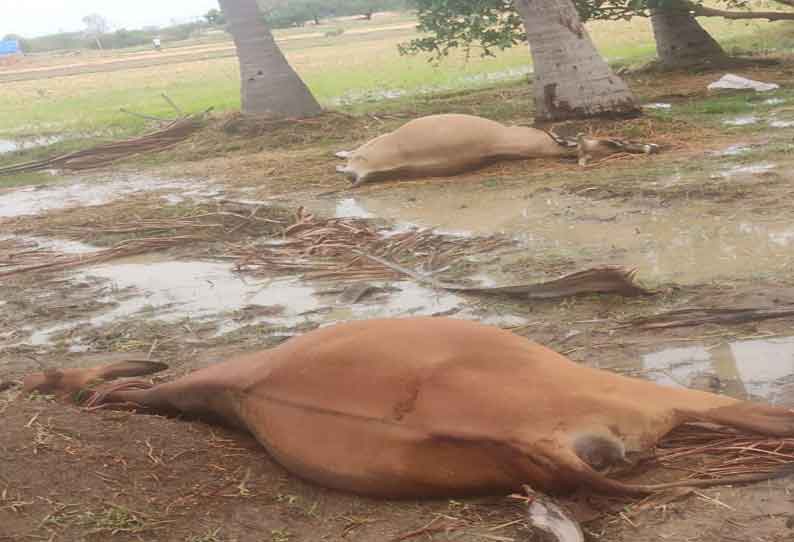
[2,95,794,542]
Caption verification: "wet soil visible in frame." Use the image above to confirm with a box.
[3,79,794,541]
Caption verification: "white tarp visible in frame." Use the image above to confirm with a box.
[708,74,780,92]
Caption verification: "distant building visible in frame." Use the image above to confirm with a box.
[0,39,21,56]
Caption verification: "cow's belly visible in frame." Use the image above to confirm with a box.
[239,396,553,498]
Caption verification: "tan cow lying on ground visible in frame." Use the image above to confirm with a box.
[22,317,793,498]
[335,114,658,186]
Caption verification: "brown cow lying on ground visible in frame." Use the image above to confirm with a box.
[22,317,793,498]
[335,114,658,186]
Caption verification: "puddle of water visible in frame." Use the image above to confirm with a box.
[719,162,776,177]
[723,116,759,126]
[335,197,374,218]
[642,103,672,110]
[0,235,99,254]
[18,254,485,346]
[711,144,751,157]
[85,258,321,324]
[161,187,225,206]
[0,176,212,218]
[24,257,322,345]
[468,272,499,288]
[162,194,186,205]
[329,184,794,283]
[637,337,794,402]
[334,197,474,238]
[342,281,464,319]
[0,135,64,155]
[324,281,524,328]
[769,119,794,128]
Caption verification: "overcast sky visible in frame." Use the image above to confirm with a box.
[0,0,221,38]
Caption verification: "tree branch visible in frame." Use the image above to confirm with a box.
[690,3,794,20]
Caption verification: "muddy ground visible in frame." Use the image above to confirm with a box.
[2,67,794,542]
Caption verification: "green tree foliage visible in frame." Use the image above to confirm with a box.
[261,0,408,28]
[400,0,524,58]
[103,29,152,49]
[402,0,794,60]
[16,22,205,53]
[401,0,647,59]
[204,8,227,25]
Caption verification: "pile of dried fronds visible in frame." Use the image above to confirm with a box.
[0,116,204,176]
[0,237,53,272]
[656,423,794,478]
[230,207,512,282]
[626,306,794,329]
[0,236,191,279]
[0,203,292,278]
[47,201,288,242]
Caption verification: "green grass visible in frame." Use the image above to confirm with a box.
[2,12,791,141]
[651,87,794,135]
[1,11,793,190]
[0,171,56,189]
[0,135,117,187]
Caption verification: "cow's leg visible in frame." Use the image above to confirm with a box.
[688,401,794,437]
[22,360,167,398]
[82,368,248,430]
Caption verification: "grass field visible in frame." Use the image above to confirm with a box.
[1,12,792,140]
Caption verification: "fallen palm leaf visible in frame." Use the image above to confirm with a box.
[656,423,794,475]
[0,236,195,279]
[593,424,794,518]
[0,113,207,176]
[625,306,794,329]
[360,252,653,299]
[231,207,512,283]
[0,204,290,278]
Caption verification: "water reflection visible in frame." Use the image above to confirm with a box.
[343,186,794,283]
[641,336,794,403]
[0,176,212,218]
[0,135,64,155]
[335,197,373,218]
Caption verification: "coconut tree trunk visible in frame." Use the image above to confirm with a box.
[650,3,729,68]
[514,0,639,122]
[218,0,322,118]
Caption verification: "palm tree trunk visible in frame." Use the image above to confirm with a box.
[218,0,322,118]
[650,3,729,68]
[514,0,639,122]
